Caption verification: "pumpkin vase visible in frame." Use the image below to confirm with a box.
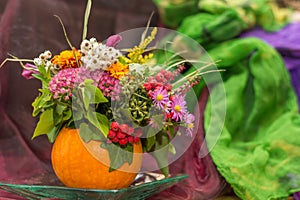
[51,127,143,189]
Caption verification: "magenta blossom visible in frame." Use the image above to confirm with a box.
[170,94,187,121]
[106,35,122,48]
[97,71,121,100]
[152,86,169,110]
[49,68,79,100]
[22,63,39,79]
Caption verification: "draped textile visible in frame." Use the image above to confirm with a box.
[205,37,300,199]
[240,23,300,107]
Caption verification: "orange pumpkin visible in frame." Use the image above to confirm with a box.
[51,127,143,189]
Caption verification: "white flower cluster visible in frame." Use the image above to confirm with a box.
[80,38,122,71]
[33,50,57,71]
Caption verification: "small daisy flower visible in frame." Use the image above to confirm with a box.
[184,113,195,136]
[152,86,169,110]
[169,94,187,121]
[33,58,43,66]
[80,38,122,71]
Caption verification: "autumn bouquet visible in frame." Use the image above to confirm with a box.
[0,0,211,190]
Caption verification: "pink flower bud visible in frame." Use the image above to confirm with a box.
[106,35,122,48]
[22,63,39,80]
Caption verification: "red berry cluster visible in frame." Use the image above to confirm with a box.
[143,66,186,97]
[144,70,173,91]
[107,122,142,146]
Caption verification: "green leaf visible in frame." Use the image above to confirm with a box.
[34,65,51,86]
[53,104,66,126]
[86,111,99,129]
[93,87,108,104]
[96,113,109,137]
[168,125,175,138]
[149,131,170,177]
[84,80,108,104]
[72,110,84,122]
[47,125,61,143]
[151,114,164,129]
[63,108,72,121]
[82,87,91,111]
[32,108,54,139]
[146,135,156,151]
[168,143,176,155]
[79,123,104,143]
[56,104,66,115]
[84,79,94,85]
[101,142,134,172]
[146,126,159,151]
[37,64,46,75]
[81,80,108,110]
[31,73,45,81]
[32,88,53,116]
[118,56,128,65]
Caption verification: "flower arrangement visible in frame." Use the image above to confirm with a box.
[0,0,212,180]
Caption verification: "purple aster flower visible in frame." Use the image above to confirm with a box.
[170,94,187,122]
[184,113,195,136]
[152,86,169,110]
[22,63,39,79]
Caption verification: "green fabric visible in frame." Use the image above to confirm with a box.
[152,0,199,28]
[175,0,291,47]
[177,10,247,48]
[204,37,300,199]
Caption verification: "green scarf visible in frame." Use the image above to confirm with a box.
[172,0,291,47]
[204,37,300,199]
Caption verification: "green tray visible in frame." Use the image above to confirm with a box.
[0,174,188,200]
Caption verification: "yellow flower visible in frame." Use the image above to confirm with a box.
[51,49,82,69]
[126,27,156,64]
[106,61,129,79]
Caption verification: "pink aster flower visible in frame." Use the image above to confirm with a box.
[49,68,79,100]
[152,86,169,110]
[169,94,187,122]
[184,113,195,136]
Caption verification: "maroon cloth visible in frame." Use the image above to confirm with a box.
[0,1,227,199]
[0,1,54,199]
[149,88,229,200]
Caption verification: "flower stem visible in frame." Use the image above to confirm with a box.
[133,93,151,101]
